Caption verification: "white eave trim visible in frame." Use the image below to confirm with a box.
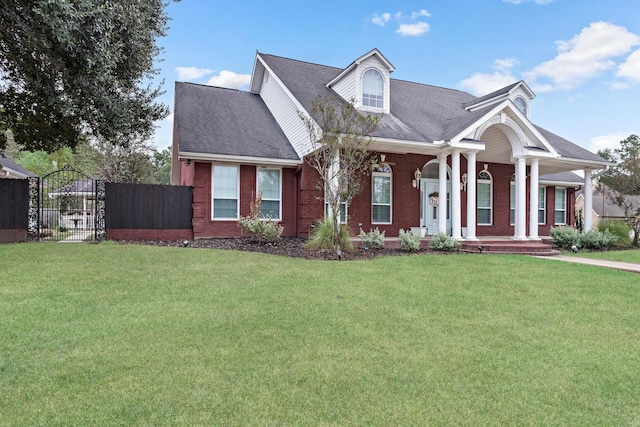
[179,151,302,167]
[539,179,582,188]
[548,157,613,170]
[1,166,30,178]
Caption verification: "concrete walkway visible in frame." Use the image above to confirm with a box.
[534,255,640,274]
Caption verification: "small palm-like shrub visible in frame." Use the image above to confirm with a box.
[430,232,459,251]
[306,218,355,251]
[550,226,580,249]
[598,220,631,246]
[398,229,421,252]
[359,227,385,249]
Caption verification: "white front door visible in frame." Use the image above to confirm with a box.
[421,179,451,235]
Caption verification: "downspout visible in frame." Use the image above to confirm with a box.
[294,163,303,237]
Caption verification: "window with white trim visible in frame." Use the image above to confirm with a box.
[538,187,546,224]
[477,170,492,225]
[257,168,281,220]
[212,165,239,219]
[514,96,528,117]
[372,163,392,223]
[510,182,515,225]
[325,187,348,224]
[362,69,384,109]
[554,188,567,224]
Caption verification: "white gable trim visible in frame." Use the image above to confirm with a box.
[465,81,536,112]
[450,100,559,158]
[326,48,395,89]
[179,151,302,167]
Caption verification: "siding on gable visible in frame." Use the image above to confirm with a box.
[259,70,313,158]
[332,73,357,103]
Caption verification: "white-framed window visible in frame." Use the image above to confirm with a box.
[362,68,384,109]
[257,167,281,220]
[514,96,528,117]
[212,164,239,220]
[554,187,567,224]
[477,170,492,225]
[510,182,515,225]
[538,186,546,224]
[324,187,348,224]
[372,163,392,223]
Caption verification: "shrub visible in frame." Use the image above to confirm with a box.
[579,229,618,250]
[237,192,283,242]
[359,227,385,249]
[58,225,68,233]
[306,217,354,251]
[550,226,580,249]
[598,220,631,246]
[430,232,459,251]
[398,229,421,252]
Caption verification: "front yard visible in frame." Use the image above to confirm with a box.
[1,242,639,426]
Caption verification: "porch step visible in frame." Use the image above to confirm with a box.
[460,240,560,256]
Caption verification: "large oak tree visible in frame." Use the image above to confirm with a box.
[0,0,172,152]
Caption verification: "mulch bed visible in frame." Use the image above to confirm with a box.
[120,237,436,261]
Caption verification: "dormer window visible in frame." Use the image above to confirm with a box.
[362,68,384,109]
[514,96,528,117]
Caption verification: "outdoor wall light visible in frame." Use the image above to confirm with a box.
[412,168,422,188]
[462,173,468,191]
[185,159,191,166]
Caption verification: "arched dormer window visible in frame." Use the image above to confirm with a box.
[514,96,528,117]
[477,170,492,225]
[362,69,384,109]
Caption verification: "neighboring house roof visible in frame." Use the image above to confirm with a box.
[577,186,640,218]
[50,179,95,197]
[174,82,300,162]
[0,156,36,178]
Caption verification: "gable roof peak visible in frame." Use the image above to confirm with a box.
[464,80,535,111]
[327,48,395,89]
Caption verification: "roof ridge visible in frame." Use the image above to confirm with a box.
[178,81,243,92]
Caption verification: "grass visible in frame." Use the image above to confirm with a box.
[565,247,640,263]
[1,242,640,426]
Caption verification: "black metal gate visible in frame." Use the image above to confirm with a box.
[28,165,105,241]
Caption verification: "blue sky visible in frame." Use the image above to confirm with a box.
[152,0,640,155]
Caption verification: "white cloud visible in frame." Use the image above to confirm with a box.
[206,70,251,89]
[459,58,519,95]
[175,66,214,80]
[523,22,640,91]
[411,9,431,19]
[617,48,640,82]
[589,133,629,153]
[396,22,430,37]
[371,12,391,26]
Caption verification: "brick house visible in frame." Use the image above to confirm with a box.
[171,49,609,240]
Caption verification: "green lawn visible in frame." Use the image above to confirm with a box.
[564,247,640,264]
[2,242,640,426]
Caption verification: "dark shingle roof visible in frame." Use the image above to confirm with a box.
[0,156,36,177]
[539,171,584,183]
[534,126,606,162]
[175,82,299,161]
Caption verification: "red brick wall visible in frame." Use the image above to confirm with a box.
[192,162,300,238]
[189,158,579,239]
[0,229,27,244]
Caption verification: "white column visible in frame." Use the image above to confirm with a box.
[514,157,527,240]
[466,151,477,240]
[584,169,593,231]
[451,150,461,239]
[438,153,448,234]
[529,158,539,240]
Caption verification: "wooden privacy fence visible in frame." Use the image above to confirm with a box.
[0,179,193,243]
[0,179,29,243]
[105,182,193,241]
